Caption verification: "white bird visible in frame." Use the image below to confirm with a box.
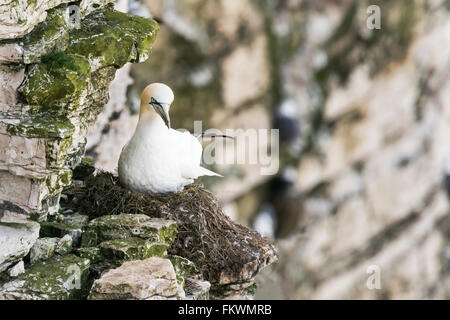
[118,83,221,194]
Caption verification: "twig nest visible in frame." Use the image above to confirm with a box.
[64,171,278,296]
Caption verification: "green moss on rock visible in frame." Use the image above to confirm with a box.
[167,255,198,279]
[167,254,199,289]
[30,237,58,264]
[0,255,91,300]
[75,247,102,264]
[6,116,74,138]
[67,4,159,66]
[43,170,73,198]
[19,52,91,106]
[18,4,159,108]
[81,214,177,247]
[99,238,169,262]
[21,6,70,63]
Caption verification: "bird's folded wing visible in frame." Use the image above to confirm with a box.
[171,130,222,179]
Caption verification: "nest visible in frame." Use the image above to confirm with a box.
[63,171,277,289]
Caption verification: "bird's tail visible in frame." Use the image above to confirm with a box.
[197,166,223,177]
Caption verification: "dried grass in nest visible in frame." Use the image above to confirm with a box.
[63,171,276,286]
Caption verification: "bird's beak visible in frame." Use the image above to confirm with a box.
[158,104,171,129]
[150,98,171,129]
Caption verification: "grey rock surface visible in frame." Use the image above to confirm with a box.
[0,221,39,272]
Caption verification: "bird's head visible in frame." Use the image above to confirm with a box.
[140,83,174,128]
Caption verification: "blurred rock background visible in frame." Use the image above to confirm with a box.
[87,0,450,299]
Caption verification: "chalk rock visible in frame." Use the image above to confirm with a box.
[99,238,168,262]
[55,234,73,255]
[30,237,58,264]
[88,257,180,300]
[0,0,72,40]
[7,260,25,277]
[0,221,39,272]
[0,254,90,300]
[81,214,177,247]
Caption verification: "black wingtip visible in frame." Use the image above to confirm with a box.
[197,133,235,140]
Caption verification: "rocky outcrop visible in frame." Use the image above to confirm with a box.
[0,1,158,221]
[0,0,276,300]
[63,169,278,298]
[84,0,450,299]
[0,187,212,299]
[81,214,177,247]
[0,0,73,40]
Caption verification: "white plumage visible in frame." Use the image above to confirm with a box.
[118,83,221,194]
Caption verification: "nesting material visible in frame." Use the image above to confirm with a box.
[64,171,278,293]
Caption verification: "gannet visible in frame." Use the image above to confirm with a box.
[118,83,221,194]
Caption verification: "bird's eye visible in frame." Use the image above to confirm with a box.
[150,97,161,107]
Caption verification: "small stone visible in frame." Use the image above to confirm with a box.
[99,238,168,262]
[7,261,25,278]
[55,235,73,255]
[88,257,179,300]
[30,237,58,264]
[81,214,177,247]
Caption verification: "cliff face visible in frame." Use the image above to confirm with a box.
[0,0,158,298]
[256,0,450,299]
[0,0,277,299]
[0,0,158,221]
[85,0,450,299]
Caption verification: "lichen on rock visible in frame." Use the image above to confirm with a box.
[29,237,59,263]
[18,3,158,110]
[0,254,91,300]
[39,220,82,246]
[1,1,159,221]
[80,214,177,247]
[75,247,101,264]
[99,238,169,262]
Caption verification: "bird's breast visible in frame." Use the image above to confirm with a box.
[118,126,190,193]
